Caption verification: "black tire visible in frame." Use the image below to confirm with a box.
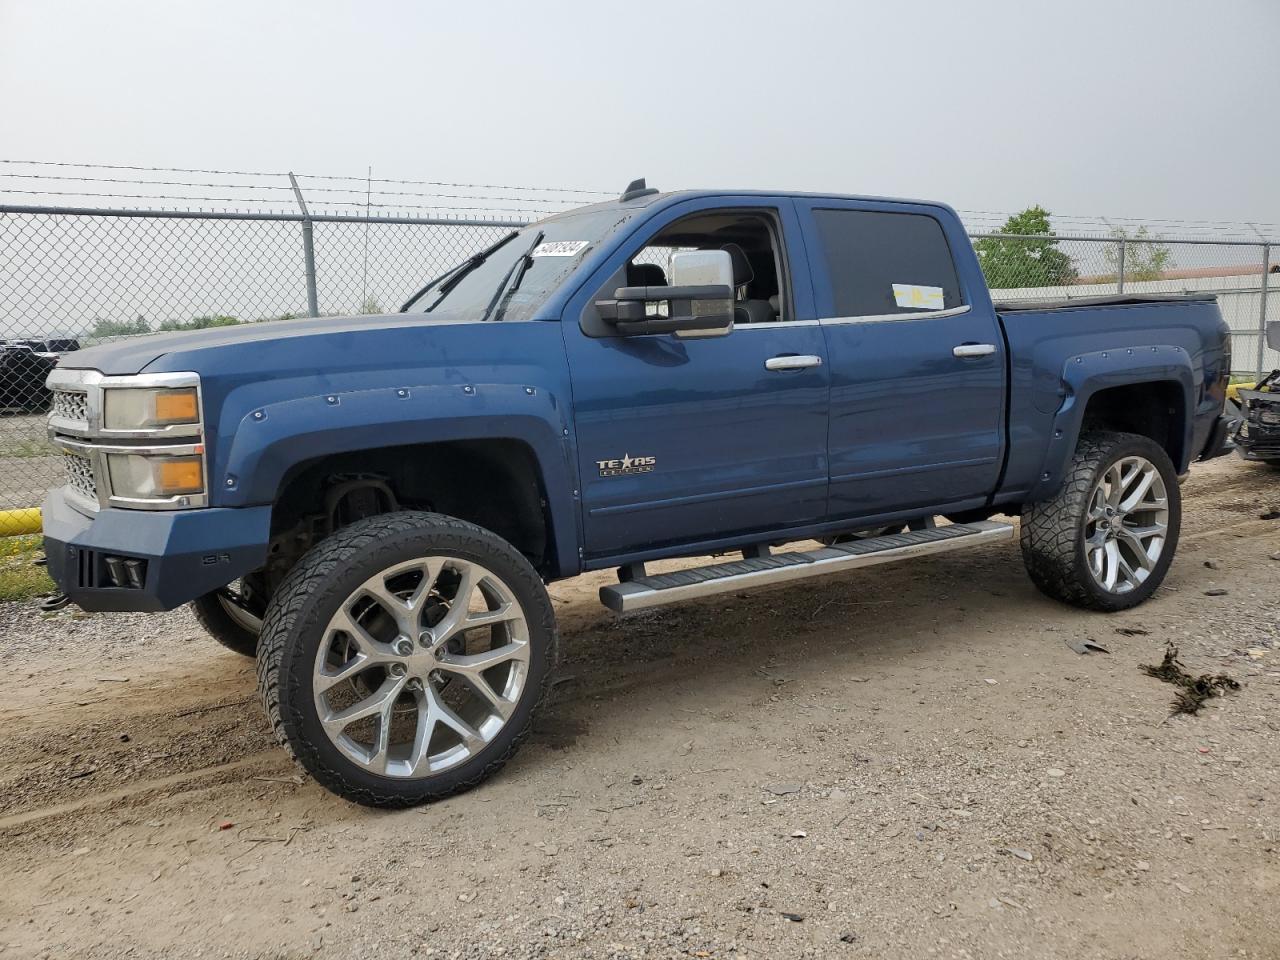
[191,589,260,657]
[255,511,558,808]
[1020,431,1181,612]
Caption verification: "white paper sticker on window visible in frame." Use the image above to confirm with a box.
[532,240,589,258]
[892,283,945,310]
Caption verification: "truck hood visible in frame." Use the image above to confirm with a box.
[59,313,454,376]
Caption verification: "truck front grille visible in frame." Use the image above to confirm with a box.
[52,389,89,423]
[63,450,97,502]
[1255,407,1280,427]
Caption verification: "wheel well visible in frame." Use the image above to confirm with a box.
[1080,381,1185,467]
[265,439,552,585]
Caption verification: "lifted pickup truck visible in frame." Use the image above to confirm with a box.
[43,181,1233,806]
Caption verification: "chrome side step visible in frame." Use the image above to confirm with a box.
[599,520,1014,613]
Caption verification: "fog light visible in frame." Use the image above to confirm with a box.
[103,555,147,589]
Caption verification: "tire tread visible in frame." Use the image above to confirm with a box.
[191,591,258,658]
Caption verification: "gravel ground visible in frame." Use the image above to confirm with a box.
[1,455,1278,960]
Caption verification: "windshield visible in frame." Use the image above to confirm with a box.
[403,206,638,321]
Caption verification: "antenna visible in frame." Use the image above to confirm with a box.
[620,178,658,202]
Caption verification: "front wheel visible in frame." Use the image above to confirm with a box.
[256,512,557,808]
[1020,432,1180,612]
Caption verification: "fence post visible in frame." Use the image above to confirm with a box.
[1257,244,1272,379]
[1116,237,1126,294]
[288,172,320,318]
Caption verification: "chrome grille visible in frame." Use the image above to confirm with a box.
[63,450,97,502]
[52,389,89,423]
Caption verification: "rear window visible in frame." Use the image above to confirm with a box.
[811,209,963,317]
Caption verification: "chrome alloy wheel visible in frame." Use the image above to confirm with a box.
[1084,455,1169,594]
[312,556,531,778]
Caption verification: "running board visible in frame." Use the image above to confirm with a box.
[599,520,1014,613]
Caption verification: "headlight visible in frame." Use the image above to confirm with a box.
[103,387,200,431]
[106,453,205,499]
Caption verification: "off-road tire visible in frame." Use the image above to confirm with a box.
[192,591,259,657]
[1020,431,1180,612]
[255,511,558,808]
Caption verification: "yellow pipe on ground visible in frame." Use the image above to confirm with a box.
[1227,382,1255,403]
[0,508,42,537]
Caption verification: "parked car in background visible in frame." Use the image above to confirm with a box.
[42,182,1233,807]
[1232,322,1280,465]
[0,337,79,413]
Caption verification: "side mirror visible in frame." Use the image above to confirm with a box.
[595,250,735,338]
[1267,320,1280,352]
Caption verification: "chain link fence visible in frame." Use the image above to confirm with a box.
[0,203,1275,533]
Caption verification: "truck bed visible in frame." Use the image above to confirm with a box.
[995,292,1218,313]
[995,294,1231,505]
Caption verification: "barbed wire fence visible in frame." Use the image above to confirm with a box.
[0,159,1275,533]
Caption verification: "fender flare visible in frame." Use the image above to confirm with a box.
[214,380,581,577]
[1025,345,1196,502]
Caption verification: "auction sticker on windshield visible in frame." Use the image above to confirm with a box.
[532,241,589,257]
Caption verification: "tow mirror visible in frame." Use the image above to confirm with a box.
[595,249,734,338]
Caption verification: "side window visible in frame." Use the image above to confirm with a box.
[625,210,789,324]
[811,209,963,318]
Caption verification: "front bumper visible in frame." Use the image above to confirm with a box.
[1231,391,1280,462]
[42,488,271,612]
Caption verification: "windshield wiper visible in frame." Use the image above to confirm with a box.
[480,231,543,323]
[398,229,519,313]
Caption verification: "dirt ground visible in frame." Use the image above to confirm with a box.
[1,456,1278,960]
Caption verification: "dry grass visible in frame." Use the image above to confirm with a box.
[0,535,54,602]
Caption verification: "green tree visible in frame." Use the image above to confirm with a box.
[89,315,151,338]
[157,315,241,332]
[974,206,1079,289]
[1105,226,1172,282]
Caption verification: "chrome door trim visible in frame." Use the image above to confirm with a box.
[733,318,823,329]
[820,304,972,326]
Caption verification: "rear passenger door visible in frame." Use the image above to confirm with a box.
[797,200,1006,522]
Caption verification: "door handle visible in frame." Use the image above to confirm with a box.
[953,343,996,359]
[765,354,823,371]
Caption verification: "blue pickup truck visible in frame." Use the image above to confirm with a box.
[43,181,1233,806]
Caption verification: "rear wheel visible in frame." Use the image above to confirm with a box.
[256,512,557,808]
[1021,432,1180,612]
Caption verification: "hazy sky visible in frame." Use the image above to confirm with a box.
[1,0,1278,232]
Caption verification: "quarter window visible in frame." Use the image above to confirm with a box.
[811,209,963,318]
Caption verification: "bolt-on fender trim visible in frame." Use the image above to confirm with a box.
[1025,346,1195,502]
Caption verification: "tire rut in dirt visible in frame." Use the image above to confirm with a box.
[0,695,275,819]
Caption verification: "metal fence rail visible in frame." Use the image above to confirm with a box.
[0,203,1275,533]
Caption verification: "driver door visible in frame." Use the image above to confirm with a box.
[560,197,830,562]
